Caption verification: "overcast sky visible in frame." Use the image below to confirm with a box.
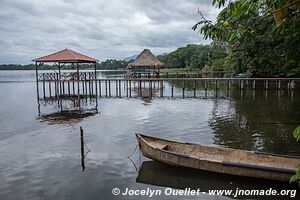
[0,0,220,64]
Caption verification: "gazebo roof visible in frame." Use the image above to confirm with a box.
[32,49,97,63]
[128,49,164,68]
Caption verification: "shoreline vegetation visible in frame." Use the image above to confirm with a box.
[1,44,226,72]
[0,43,300,77]
[1,43,299,78]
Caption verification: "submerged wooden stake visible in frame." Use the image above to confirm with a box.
[80,127,85,172]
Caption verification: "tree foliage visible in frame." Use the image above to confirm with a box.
[97,59,128,69]
[291,125,300,186]
[193,0,300,76]
[157,44,227,70]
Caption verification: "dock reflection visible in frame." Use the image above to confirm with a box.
[37,96,98,124]
[136,161,298,200]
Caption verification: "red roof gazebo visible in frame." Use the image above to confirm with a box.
[32,49,98,111]
[33,48,97,63]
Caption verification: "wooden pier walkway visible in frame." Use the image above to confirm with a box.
[36,72,299,99]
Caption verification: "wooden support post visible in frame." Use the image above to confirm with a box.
[129,80,132,98]
[62,81,65,96]
[84,73,87,96]
[76,62,80,110]
[171,81,174,98]
[241,80,244,90]
[68,81,70,96]
[252,80,256,89]
[94,62,98,99]
[278,80,281,90]
[137,81,140,97]
[91,79,94,97]
[126,80,128,97]
[88,73,91,97]
[99,80,102,97]
[49,82,52,97]
[35,62,40,101]
[149,80,152,98]
[58,63,62,96]
[124,80,129,97]
[72,81,75,96]
[54,79,57,97]
[160,80,163,98]
[42,74,45,98]
[119,80,121,97]
[205,80,208,90]
[116,80,118,97]
[108,80,111,97]
[81,79,84,96]
[105,80,108,97]
[215,80,218,90]
[182,80,185,98]
[193,80,196,98]
[265,80,269,90]
[82,79,85,96]
[56,73,59,96]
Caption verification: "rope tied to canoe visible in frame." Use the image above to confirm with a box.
[128,144,139,158]
[127,144,141,173]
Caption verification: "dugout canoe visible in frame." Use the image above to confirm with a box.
[136,133,300,182]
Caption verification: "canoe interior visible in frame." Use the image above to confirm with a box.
[137,133,300,173]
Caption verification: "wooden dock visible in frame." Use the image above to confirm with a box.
[36,72,299,99]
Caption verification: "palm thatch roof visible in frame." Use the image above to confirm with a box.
[128,49,164,68]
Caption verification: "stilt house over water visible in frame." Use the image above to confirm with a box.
[126,49,164,78]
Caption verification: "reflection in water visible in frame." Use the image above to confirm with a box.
[37,96,98,124]
[209,89,300,154]
[39,109,97,124]
[137,161,299,200]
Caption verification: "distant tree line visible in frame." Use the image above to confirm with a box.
[0,59,130,70]
[157,44,228,71]
[97,59,129,70]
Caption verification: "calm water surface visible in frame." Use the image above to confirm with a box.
[0,70,300,200]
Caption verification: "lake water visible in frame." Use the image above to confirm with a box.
[0,70,300,200]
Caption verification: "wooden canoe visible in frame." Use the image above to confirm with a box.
[136,133,300,182]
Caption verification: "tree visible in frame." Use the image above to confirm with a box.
[193,0,300,76]
[291,125,300,186]
[157,44,227,70]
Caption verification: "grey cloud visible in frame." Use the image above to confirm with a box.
[0,0,220,64]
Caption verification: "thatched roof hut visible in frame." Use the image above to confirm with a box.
[128,49,164,68]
